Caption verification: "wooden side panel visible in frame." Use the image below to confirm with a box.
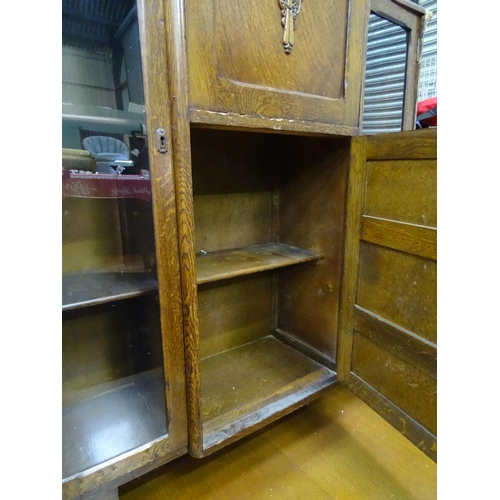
[278,136,350,359]
[339,128,437,461]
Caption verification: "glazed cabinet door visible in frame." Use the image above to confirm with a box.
[338,128,437,462]
[185,0,369,135]
[62,1,187,498]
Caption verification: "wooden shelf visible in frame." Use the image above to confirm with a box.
[62,368,167,480]
[62,271,158,311]
[196,243,323,285]
[200,336,337,452]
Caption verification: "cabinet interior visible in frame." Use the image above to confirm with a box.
[190,128,350,450]
[62,194,168,479]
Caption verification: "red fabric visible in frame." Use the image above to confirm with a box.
[417,97,437,127]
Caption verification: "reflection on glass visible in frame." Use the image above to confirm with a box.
[62,0,167,479]
[362,13,408,134]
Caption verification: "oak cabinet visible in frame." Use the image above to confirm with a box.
[163,0,433,459]
[62,0,435,497]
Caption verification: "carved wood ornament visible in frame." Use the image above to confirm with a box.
[279,0,303,54]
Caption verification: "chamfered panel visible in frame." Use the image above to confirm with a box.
[186,0,366,128]
[364,160,437,227]
[357,242,437,344]
[214,0,348,99]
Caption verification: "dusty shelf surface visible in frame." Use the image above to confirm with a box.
[62,271,158,311]
[62,368,167,479]
[196,243,323,285]
[200,335,336,450]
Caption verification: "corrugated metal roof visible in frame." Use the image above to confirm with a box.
[62,0,134,54]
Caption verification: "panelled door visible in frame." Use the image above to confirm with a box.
[338,128,437,462]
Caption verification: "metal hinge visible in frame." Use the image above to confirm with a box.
[155,128,167,153]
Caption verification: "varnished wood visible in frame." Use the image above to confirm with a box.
[186,0,368,130]
[365,128,437,160]
[62,303,137,408]
[364,159,437,227]
[337,136,366,381]
[74,486,118,500]
[63,301,159,408]
[361,216,437,260]
[200,336,337,455]
[351,333,437,436]
[348,374,437,462]
[337,129,437,461]
[63,369,167,479]
[198,274,273,359]
[120,386,437,499]
[63,439,187,500]
[354,305,437,379]
[62,272,157,311]
[191,128,273,254]
[190,109,359,137]
[358,242,437,344]
[277,135,350,360]
[196,243,323,285]
[273,328,336,370]
[138,0,188,464]
[163,0,203,458]
[62,198,124,273]
[184,129,354,456]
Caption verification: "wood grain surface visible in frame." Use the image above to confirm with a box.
[361,216,437,260]
[364,159,437,227]
[357,242,437,344]
[365,128,437,160]
[196,243,323,285]
[200,336,336,453]
[197,274,273,359]
[120,385,436,499]
[337,136,366,381]
[62,272,158,311]
[186,0,368,129]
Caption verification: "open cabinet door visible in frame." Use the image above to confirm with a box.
[338,128,437,461]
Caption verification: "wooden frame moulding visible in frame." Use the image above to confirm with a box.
[162,0,203,458]
[361,0,428,133]
[62,0,188,498]
[337,135,367,382]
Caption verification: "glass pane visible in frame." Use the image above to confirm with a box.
[362,13,408,134]
[62,0,167,479]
